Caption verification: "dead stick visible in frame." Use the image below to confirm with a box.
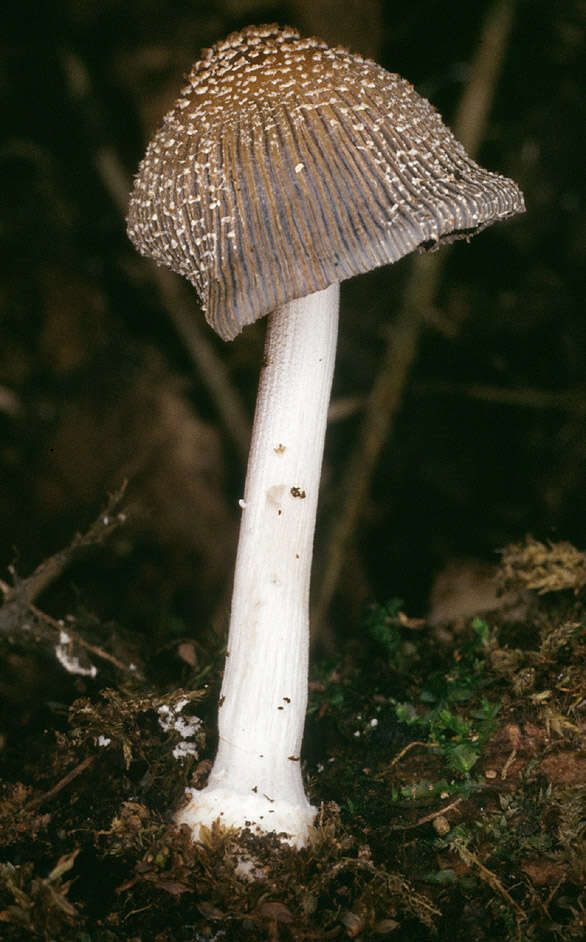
[30,604,136,675]
[312,0,517,635]
[391,796,463,831]
[25,754,99,810]
[1,483,128,611]
[61,50,250,463]
[414,381,586,412]
[387,740,440,770]
[0,484,138,675]
[454,841,527,920]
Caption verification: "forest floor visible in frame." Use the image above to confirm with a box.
[0,500,584,941]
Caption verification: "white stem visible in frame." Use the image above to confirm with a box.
[177,284,339,846]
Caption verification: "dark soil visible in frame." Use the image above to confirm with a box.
[1,524,584,941]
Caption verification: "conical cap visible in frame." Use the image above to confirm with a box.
[128,25,524,340]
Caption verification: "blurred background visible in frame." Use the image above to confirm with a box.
[1,0,584,648]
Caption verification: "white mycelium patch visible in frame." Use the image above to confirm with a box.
[158,699,202,760]
[55,630,98,678]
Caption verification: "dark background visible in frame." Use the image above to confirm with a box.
[1,0,584,643]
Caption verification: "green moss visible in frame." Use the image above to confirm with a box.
[1,539,584,939]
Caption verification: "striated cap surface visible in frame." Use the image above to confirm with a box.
[127,24,525,341]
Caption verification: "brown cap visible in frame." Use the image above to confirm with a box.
[127,24,525,341]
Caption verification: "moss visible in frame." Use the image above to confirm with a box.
[1,538,585,939]
[498,537,586,595]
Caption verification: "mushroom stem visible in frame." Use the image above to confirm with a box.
[177,283,339,846]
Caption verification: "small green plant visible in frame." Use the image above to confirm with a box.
[363,599,420,673]
[394,619,499,775]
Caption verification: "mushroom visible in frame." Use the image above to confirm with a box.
[127,24,524,847]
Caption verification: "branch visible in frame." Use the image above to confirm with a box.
[453,840,527,921]
[390,797,463,832]
[312,0,518,635]
[0,484,138,676]
[25,755,99,810]
[61,51,250,464]
[0,483,128,611]
[414,381,586,413]
[149,267,251,464]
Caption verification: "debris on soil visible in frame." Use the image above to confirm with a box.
[1,526,585,939]
[498,537,586,595]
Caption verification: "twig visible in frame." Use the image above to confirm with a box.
[30,604,135,675]
[150,267,251,463]
[447,0,518,157]
[0,483,128,613]
[414,381,586,412]
[61,50,250,463]
[25,754,99,810]
[544,876,566,911]
[0,484,139,675]
[453,840,527,920]
[386,740,440,770]
[501,747,517,780]
[312,288,427,632]
[391,796,463,831]
[312,0,518,634]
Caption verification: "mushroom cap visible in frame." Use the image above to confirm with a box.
[127,24,525,341]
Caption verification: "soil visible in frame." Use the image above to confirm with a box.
[1,525,584,941]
